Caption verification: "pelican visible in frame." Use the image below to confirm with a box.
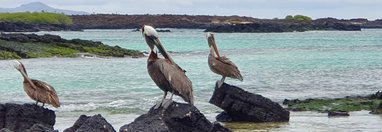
[13,60,60,108]
[206,32,243,87]
[142,25,193,107]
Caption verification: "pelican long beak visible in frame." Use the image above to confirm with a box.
[207,33,221,58]
[152,38,175,64]
[12,60,28,76]
[143,35,155,51]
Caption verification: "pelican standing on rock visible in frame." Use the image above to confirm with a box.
[141,25,193,108]
[13,60,60,108]
[206,32,243,87]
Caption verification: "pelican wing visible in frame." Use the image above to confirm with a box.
[217,56,238,67]
[32,79,56,92]
[158,59,193,104]
[209,54,243,81]
[31,79,60,107]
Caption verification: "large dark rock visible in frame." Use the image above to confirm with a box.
[0,22,79,32]
[328,111,350,117]
[0,103,55,132]
[209,83,290,122]
[64,114,115,132]
[120,101,231,132]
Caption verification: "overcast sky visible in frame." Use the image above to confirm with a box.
[0,0,381,20]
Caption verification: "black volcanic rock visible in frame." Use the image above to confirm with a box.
[120,101,231,132]
[205,19,362,33]
[328,111,350,117]
[0,22,79,32]
[0,103,55,132]
[64,114,115,132]
[209,83,290,122]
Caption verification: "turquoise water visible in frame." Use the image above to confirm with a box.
[1,29,382,131]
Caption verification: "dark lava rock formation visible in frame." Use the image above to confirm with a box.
[64,114,116,132]
[328,111,350,117]
[209,83,290,122]
[205,19,362,33]
[120,101,231,132]
[0,22,78,32]
[0,103,55,132]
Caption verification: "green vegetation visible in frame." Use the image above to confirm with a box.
[285,15,312,22]
[284,98,382,112]
[0,51,21,59]
[0,34,143,59]
[0,12,73,25]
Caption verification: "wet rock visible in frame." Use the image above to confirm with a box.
[120,101,231,132]
[209,83,290,122]
[328,111,350,117]
[64,114,115,132]
[215,112,232,122]
[0,103,55,132]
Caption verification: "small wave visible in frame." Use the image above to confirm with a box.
[56,100,148,115]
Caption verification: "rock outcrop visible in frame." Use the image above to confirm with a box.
[120,101,231,132]
[0,103,55,132]
[205,19,362,33]
[71,15,382,30]
[328,111,350,117]
[0,22,78,32]
[209,83,290,122]
[64,114,115,132]
[0,33,143,59]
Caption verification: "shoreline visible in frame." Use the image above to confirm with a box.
[1,15,381,32]
[0,33,144,60]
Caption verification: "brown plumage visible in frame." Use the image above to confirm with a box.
[142,25,193,106]
[13,60,60,108]
[206,32,243,85]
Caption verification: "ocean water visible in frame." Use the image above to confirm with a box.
[1,29,382,131]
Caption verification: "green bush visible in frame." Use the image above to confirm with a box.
[285,15,312,22]
[0,12,73,25]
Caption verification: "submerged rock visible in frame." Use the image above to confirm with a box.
[328,111,350,117]
[0,103,55,132]
[64,114,115,132]
[209,83,290,122]
[120,101,231,132]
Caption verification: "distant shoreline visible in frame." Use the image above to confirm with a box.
[1,14,382,33]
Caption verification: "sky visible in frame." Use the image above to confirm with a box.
[0,0,381,20]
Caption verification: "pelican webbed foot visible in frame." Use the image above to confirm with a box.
[155,92,168,109]
[161,99,173,110]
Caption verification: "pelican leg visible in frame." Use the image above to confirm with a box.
[217,76,226,88]
[155,92,167,109]
[170,92,174,100]
[42,103,45,107]
[35,101,38,105]
[162,91,174,110]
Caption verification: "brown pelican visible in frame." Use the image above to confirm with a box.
[206,32,243,87]
[142,25,193,107]
[13,60,60,108]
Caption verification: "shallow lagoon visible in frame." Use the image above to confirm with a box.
[1,29,382,131]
